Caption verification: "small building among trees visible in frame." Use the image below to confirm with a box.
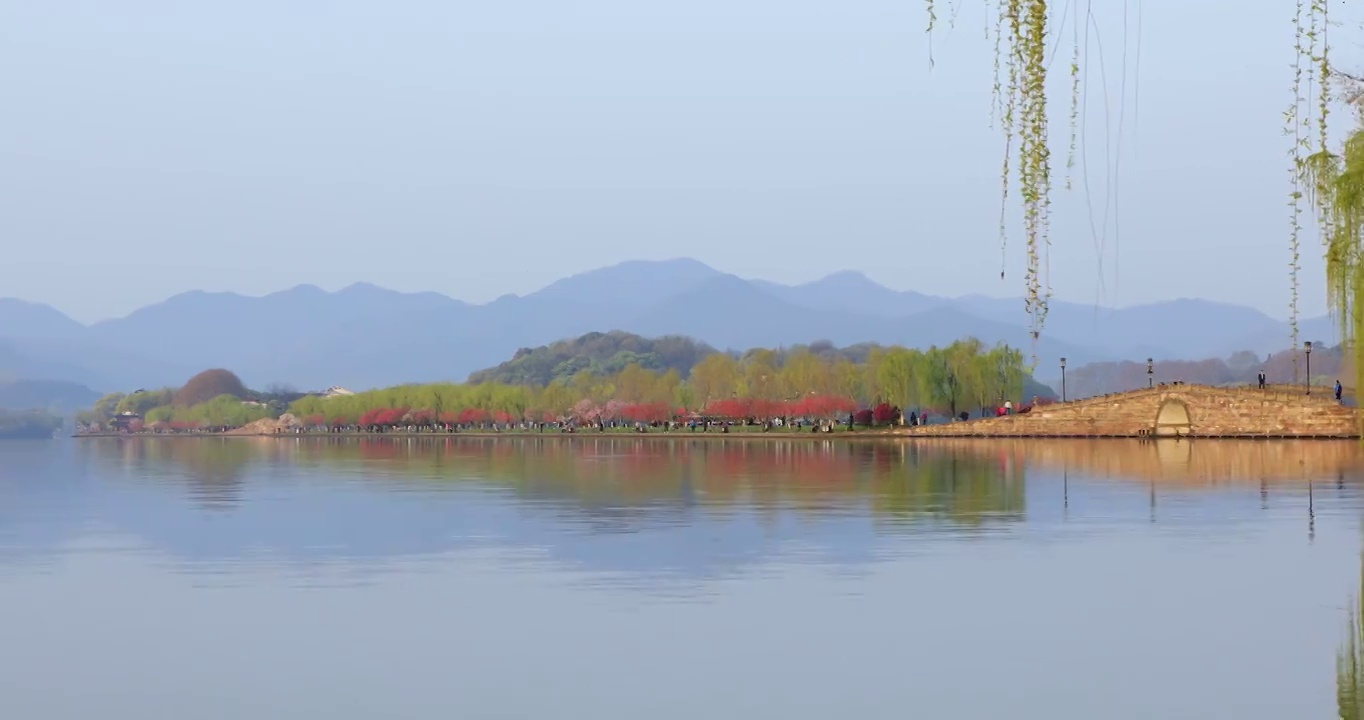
[109,411,141,431]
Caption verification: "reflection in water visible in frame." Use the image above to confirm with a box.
[920,437,1364,486]
[78,436,1029,527]
[1311,481,1317,543]
[58,437,1364,579]
[6,437,1364,719]
[85,437,256,507]
[58,437,1035,585]
[1344,554,1364,720]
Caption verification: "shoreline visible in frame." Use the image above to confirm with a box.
[70,429,1361,441]
[74,429,900,441]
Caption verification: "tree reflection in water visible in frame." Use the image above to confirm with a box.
[78,437,257,508]
[80,436,1027,529]
[1341,553,1364,720]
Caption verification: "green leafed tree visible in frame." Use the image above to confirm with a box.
[116,388,175,416]
[875,347,923,415]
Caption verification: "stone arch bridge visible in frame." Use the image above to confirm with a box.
[901,385,1360,439]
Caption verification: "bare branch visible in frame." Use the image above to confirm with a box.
[1337,69,1364,112]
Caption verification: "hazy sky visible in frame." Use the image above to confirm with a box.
[2,0,1360,323]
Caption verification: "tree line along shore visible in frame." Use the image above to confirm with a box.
[0,409,62,439]
[76,339,1049,436]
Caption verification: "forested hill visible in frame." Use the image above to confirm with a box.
[467,330,1056,402]
[0,379,101,413]
[467,331,715,385]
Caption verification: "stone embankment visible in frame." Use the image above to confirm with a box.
[901,385,1360,439]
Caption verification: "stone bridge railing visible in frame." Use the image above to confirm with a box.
[900,384,1360,439]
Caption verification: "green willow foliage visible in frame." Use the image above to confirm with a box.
[929,1,1348,378]
[959,0,1057,357]
[284,339,1030,422]
[1288,0,1335,379]
[1305,118,1364,401]
[144,394,276,427]
[82,341,1034,427]
[82,388,275,427]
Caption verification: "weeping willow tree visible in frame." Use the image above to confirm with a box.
[1304,73,1364,397]
[967,0,1059,358]
[924,1,1359,380]
[1340,551,1364,719]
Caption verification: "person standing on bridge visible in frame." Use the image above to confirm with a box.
[1257,370,1267,389]
[1336,380,1343,403]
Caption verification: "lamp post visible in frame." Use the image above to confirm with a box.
[1059,357,1067,402]
[1147,358,1154,388]
[1305,341,1313,395]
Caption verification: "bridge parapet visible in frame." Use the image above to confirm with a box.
[903,384,1359,438]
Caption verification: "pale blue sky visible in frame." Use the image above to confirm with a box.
[1,0,1359,323]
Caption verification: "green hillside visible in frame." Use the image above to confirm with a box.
[467,331,715,385]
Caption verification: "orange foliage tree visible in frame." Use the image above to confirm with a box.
[174,369,249,407]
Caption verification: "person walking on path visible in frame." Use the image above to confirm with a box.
[1336,380,1344,403]
[1257,370,1267,389]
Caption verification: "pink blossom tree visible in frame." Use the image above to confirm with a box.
[572,399,600,424]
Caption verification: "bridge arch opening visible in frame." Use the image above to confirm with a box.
[1153,399,1193,437]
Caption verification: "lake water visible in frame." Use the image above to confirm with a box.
[2,436,1362,718]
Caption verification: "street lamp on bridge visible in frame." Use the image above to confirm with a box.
[1146,358,1154,388]
[1059,357,1067,402]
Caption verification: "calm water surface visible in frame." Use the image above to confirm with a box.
[2,436,1362,718]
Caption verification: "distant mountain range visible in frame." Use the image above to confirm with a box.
[0,379,101,413]
[0,258,1338,393]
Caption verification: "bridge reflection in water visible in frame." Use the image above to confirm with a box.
[79,435,1362,507]
[58,435,1364,717]
[914,437,1364,487]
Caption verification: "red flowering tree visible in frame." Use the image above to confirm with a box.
[376,408,408,427]
[458,408,489,425]
[853,409,873,426]
[704,397,750,420]
[649,402,674,423]
[621,402,671,423]
[872,403,898,426]
[437,411,459,426]
[491,410,515,425]
[795,394,857,419]
[748,398,786,422]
